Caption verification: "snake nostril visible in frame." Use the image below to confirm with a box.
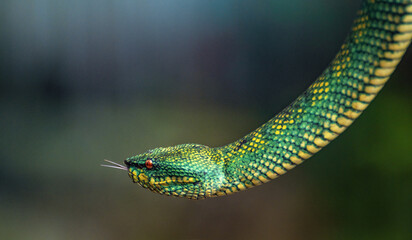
[124,160,130,168]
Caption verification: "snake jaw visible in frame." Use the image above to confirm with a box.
[128,165,212,199]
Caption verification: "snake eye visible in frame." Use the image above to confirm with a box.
[145,159,153,169]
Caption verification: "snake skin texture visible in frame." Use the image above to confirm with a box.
[120,0,412,199]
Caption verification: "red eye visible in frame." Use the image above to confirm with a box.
[145,159,153,169]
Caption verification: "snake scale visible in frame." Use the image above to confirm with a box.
[103,0,412,200]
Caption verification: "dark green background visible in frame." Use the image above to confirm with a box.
[1,0,411,239]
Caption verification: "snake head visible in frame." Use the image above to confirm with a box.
[124,144,226,199]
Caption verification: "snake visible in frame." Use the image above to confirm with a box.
[102,0,412,200]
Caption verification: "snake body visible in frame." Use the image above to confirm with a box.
[104,0,412,199]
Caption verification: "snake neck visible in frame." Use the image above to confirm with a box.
[211,0,412,196]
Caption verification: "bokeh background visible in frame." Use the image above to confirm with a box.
[1,0,411,239]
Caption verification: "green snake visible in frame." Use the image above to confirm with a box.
[103,0,412,200]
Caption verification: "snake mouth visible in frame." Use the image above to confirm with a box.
[149,176,200,187]
[129,170,201,187]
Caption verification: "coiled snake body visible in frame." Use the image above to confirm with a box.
[103,0,412,200]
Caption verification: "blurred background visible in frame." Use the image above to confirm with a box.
[1,0,411,239]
